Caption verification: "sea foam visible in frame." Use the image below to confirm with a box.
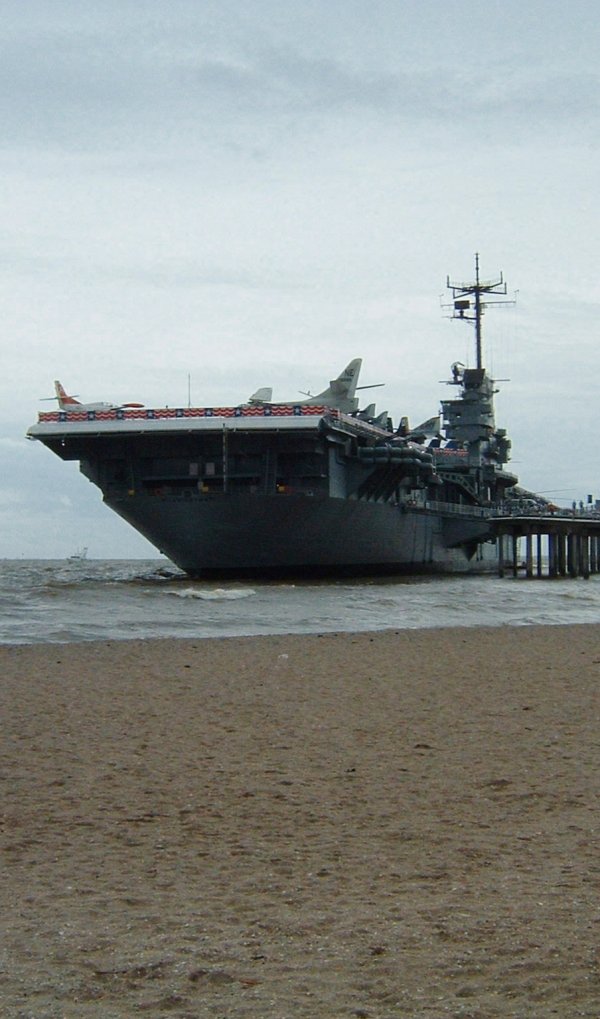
[167,587,256,601]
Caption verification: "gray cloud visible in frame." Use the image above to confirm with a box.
[1,16,598,153]
[0,245,298,292]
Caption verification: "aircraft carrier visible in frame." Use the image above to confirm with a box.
[28,258,522,576]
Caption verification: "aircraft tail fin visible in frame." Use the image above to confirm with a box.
[248,386,273,405]
[304,358,362,412]
[54,381,81,409]
[409,414,441,439]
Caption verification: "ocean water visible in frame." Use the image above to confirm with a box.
[1,558,600,645]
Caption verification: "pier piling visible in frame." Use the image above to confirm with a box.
[492,514,600,579]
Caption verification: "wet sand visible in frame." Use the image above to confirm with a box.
[1,625,599,1017]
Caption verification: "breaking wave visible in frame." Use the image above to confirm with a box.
[166,587,256,601]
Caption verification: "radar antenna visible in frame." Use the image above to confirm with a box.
[445,253,514,369]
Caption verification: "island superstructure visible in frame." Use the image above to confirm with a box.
[28,259,520,575]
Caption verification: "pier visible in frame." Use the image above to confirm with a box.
[491,514,600,579]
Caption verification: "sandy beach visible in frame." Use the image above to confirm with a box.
[1,624,599,1018]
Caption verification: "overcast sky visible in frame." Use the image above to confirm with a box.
[2,0,599,557]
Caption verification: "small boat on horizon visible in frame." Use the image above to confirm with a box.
[68,547,88,561]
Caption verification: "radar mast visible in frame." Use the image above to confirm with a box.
[446,253,513,369]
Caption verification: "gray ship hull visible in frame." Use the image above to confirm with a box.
[107,491,498,576]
